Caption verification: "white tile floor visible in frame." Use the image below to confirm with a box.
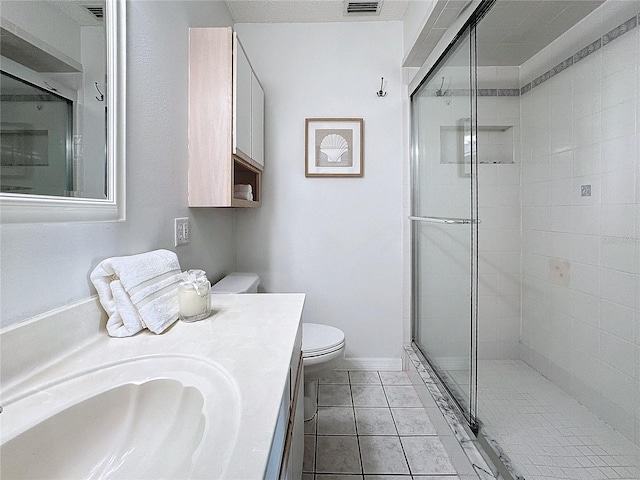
[473,360,640,480]
[303,370,462,479]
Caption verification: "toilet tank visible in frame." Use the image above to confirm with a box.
[210,272,260,294]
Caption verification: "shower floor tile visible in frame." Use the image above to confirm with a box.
[477,360,640,480]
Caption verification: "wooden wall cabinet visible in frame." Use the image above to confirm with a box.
[188,27,264,207]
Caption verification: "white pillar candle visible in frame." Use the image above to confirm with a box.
[179,287,209,318]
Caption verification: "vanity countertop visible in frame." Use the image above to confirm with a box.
[1,293,306,479]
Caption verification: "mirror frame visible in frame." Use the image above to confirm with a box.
[0,0,126,223]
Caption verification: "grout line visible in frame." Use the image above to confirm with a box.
[348,370,366,478]
[382,373,415,477]
[313,381,319,478]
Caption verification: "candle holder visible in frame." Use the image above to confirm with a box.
[178,270,211,322]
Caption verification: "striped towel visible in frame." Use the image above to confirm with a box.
[90,249,183,337]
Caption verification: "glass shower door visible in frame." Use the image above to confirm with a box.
[411,24,479,428]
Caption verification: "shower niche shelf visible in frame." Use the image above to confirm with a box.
[440,123,515,170]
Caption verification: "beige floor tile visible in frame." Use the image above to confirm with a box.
[349,371,382,384]
[318,407,357,435]
[305,415,317,434]
[391,408,437,435]
[400,436,457,475]
[384,386,423,407]
[359,436,410,475]
[319,384,353,407]
[379,371,412,386]
[316,435,362,474]
[319,370,350,384]
[355,407,397,435]
[352,385,388,407]
[304,434,316,473]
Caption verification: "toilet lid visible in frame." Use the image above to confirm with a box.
[303,323,345,357]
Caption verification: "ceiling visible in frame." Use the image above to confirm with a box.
[225,0,410,23]
[475,0,604,66]
[225,0,606,68]
[50,1,105,27]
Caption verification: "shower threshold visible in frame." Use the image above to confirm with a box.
[406,345,640,480]
[405,345,505,480]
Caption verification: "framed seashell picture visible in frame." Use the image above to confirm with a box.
[305,118,363,177]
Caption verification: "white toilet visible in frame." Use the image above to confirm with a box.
[210,272,260,294]
[301,322,345,420]
[211,273,346,421]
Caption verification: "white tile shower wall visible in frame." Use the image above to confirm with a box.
[477,67,522,360]
[519,3,640,446]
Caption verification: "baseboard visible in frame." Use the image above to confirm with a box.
[336,357,403,371]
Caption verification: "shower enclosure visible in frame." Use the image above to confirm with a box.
[0,72,74,196]
[411,1,640,479]
[410,19,480,430]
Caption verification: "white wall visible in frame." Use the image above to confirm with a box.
[519,1,640,445]
[234,22,405,367]
[0,1,237,328]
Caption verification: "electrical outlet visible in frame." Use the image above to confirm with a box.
[174,217,190,246]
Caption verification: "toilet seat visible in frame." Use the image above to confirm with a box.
[302,323,345,358]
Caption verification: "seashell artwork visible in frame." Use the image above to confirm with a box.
[320,133,349,163]
[306,120,362,177]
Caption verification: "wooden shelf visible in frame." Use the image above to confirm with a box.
[232,157,260,207]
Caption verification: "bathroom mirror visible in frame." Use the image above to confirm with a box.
[0,0,125,222]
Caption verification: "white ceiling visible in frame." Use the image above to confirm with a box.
[225,0,606,67]
[225,0,410,23]
[475,0,604,66]
[50,1,105,27]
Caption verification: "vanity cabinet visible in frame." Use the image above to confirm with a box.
[188,27,264,207]
[266,325,304,479]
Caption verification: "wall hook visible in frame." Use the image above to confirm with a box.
[376,77,387,97]
[435,76,449,97]
[94,82,104,102]
[43,81,58,92]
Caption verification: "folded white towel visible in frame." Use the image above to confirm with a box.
[233,191,254,201]
[90,249,182,337]
[234,184,252,193]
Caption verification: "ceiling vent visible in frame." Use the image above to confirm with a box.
[82,5,104,20]
[344,0,382,16]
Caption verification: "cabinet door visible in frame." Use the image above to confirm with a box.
[233,36,252,160]
[251,73,264,168]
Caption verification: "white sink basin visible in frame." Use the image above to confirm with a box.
[1,355,240,479]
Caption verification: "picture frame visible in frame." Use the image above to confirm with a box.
[305,118,363,177]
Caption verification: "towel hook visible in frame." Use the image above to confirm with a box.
[376,77,387,97]
[435,76,449,97]
[43,81,58,92]
[94,82,104,102]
